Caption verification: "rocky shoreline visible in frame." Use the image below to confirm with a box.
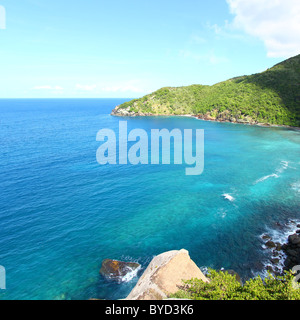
[261,220,300,275]
[111,106,300,130]
[194,112,300,130]
[195,111,272,127]
[111,105,156,117]
[98,242,300,300]
[97,222,300,300]
[99,249,210,300]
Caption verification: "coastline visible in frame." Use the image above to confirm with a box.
[260,220,300,275]
[111,105,300,278]
[192,115,300,131]
[110,107,300,131]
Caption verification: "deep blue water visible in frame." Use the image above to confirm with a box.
[0,98,299,300]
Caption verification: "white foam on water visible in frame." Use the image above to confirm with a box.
[120,265,141,283]
[218,208,228,218]
[255,173,279,184]
[276,160,289,174]
[259,220,300,276]
[254,160,291,185]
[291,181,300,193]
[222,193,235,202]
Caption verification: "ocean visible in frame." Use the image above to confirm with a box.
[0,98,299,300]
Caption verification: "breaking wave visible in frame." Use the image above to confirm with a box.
[120,265,141,283]
[222,193,235,202]
[255,160,289,184]
[255,173,279,184]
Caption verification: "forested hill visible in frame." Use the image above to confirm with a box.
[112,54,300,127]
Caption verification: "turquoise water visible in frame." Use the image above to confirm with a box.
[0,99,299,300]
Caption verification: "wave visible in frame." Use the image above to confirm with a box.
[222,193,235,202]
[291,182,300,193]
[120,265,141,283]
[276,160,289,174]
[254,160,290,184]
[255,173,279,184]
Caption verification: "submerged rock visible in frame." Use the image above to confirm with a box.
[261,234,271,241]
[100,259,141,282]
[265,240,276,249]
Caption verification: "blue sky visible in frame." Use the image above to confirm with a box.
[0,0,299,98]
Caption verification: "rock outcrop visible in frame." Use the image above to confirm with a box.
[125,249,209,300]
[260,222,300,274]
[111,106,154,117]
[196,110,257,125]
[282,231,300,270]
[100,259,141,282]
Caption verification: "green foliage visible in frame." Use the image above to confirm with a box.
[171,269,300,300]
[117,54,300,126]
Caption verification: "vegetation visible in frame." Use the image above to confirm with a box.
[170,269,300,300]
[117,54,300,126]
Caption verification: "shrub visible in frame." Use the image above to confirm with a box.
[170,269,300,300]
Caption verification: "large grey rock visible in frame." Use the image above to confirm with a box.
[289,234,300,245]
[126,249,209,300]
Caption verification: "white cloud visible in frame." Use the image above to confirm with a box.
[0,5,6,30]
[101,84,146,93]
[54,86,64,90]
[207,21,245,40]
[189,34,207,44]
[179,50,229,65]
[74,82,150,94]
[33,85,63,90]
[75,84,97,91]
[33,85,52,90]
[226,0,300,58]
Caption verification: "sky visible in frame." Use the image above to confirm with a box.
[0,0,299,98]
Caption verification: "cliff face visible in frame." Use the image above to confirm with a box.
[111,105,156,117]
[111,54,300,127]
[125,249,209,300]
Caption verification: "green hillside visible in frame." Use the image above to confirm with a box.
[112,54,300,126]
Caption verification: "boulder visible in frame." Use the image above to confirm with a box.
[288,234,300,245]
[261,234,271,241]
[100,259,140,281]
[286,248,299,258]
[125,249,209,300]
[265,240,276,248]
[270,258,280,265]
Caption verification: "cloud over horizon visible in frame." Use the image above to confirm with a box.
[33,85,64,90]
[75,84,97,91]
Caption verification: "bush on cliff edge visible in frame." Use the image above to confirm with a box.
[171,269,300,300]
